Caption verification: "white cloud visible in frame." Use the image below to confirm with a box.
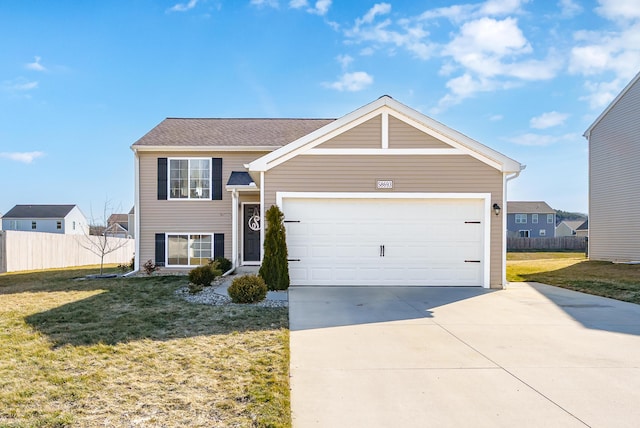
[489,114,503,121]
[2,78,39,92]
[596,0,640,21]
[558,0,582,17]
[0,151,45,164]
[336,54,353,69]
[250,0,279,8]
[310,0,331,15]
[25,56,46,72]
[324,71,373,91]
[506,132,578,146]
[479,0,529,16]
[346,4,434,60]
[580,78,629,109]
[289,0,307,8]
[167,0,198,12]
[530,111,569,129]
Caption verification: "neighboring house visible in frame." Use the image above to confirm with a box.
[132,96,523,288]
[507,201,556,238]
[1,204,88,235]
[105,213,131,238]
[555,220,586,237]
[575,219,588,238]
[584,70,640,261]
[127,206,135,240]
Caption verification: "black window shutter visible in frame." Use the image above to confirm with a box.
[157,158,168,200]
[155,233,166,266]
[212,158,223,200]
[214,233,224,259]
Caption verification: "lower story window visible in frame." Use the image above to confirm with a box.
[167,234,212,266]
[539,229,546,236]
[519,230,530,237]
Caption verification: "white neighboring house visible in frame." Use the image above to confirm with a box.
[555,220,586,237]
[1,204,89,235]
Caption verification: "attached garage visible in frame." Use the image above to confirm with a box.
[248,96,523,289]
[280,194,489,287]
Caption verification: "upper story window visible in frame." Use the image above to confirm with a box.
[532,214,538,224]
[515,214,527,224]
[56,221,62,230]
[547,214,554,224]
[169,158,211,200]
[31,221,37,230]
[8,220,17,230]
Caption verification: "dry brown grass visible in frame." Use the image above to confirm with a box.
[507,252,640,304]
[0,266,290,427]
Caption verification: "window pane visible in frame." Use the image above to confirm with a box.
[189,234,212,265]
[168,235,189,265]
[189,159,210,199]
[169,160,189,199]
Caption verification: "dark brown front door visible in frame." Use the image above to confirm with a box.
[243,204,261,262]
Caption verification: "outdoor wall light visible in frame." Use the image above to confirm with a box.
[493,203,501,216]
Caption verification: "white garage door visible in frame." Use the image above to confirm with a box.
[282,197,486,287]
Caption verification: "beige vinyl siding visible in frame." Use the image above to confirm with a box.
[138,151,268,264]
[316,116,381,148]
[264,154,504,286]
[589,78,640,261]
[388,116,451,149]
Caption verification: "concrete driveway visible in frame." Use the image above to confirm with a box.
[289,282,640,427]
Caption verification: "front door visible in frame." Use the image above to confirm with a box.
[243,204,261,262]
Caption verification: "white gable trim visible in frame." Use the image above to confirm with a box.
[305,148,463,156]
[248,96,522,173]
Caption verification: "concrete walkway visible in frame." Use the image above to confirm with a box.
[289,282,640,427]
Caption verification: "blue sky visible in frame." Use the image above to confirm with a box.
[2,0,639,220]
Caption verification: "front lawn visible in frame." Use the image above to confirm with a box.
[507,252,640,304]
[0,266,290,427]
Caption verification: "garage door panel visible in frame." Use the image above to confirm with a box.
[283,197,486,287]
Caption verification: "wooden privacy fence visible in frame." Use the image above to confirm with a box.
[507,236,587,251]
[0,230,134,273]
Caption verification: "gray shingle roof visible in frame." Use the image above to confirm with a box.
[227,171,255,186]
[2,204,77,219]
[132,118,336,148]
[507,201,556,214]
[576,219,588,230]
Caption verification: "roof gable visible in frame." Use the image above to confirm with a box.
[584,70,640,138]
[248,96,522,173]
[3,204,77,219]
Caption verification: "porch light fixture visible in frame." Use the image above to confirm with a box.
[493,203,501,216]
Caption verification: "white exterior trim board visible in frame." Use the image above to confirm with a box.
[305,148,463,155]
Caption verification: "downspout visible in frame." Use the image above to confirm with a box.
[502,167,525,287]
[260,171,265,263]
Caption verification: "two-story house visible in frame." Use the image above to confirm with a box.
[507,201,556,238]
[584,70,640,261]
[1,204,88,235]
[131,96,523,288]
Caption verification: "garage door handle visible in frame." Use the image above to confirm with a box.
[288,259,301,262]
[465,260,481,263]
[465,221,481,224]
[380,245,385,257]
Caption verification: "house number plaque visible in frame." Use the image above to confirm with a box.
[376,180,393,189]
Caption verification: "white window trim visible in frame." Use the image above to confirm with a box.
[547,214,554,224]
[167,157,212,201]
[515,214,527,224]
[165,232,214,267]
[532,214,538,224]
[539,229,546,236]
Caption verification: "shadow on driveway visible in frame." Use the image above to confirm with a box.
[289,286,495,331]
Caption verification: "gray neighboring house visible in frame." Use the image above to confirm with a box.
[1,204,88,235]
[584,70,640,262]
[507,201,556,238]
[575,219,588,238]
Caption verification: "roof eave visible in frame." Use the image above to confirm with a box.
[130,145,279,152]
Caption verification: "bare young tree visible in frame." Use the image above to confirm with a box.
[78,199,132,276]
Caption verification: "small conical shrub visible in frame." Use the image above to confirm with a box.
[259,205,290,290]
